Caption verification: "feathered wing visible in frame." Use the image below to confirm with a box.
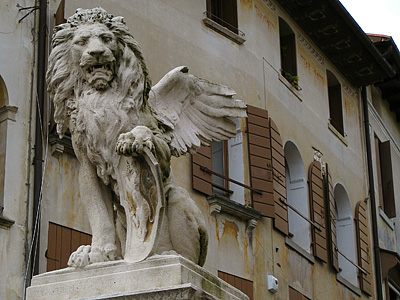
[148,66,247,157]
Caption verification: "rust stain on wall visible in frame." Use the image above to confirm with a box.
[300,53,325,85]
[223,220,239,239]
[255,4,275,30]
[240,0,253,10]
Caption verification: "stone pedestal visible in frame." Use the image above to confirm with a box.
[26,255,249,300]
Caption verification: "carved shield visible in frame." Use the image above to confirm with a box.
[117,148,165,263]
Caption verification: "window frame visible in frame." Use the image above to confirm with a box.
[327,70,344,137]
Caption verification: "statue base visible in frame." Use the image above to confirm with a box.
[26,255,249,300]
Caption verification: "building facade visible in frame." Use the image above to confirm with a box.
[1,0,400,299]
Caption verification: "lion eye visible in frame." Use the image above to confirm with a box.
[75,39,87,46]
[102,36,112,43]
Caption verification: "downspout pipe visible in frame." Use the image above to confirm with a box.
[29,0,47,284]
[362,86,383,300]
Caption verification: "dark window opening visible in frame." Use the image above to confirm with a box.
[375,136,395,218]
[279,18,297,88]
[206,0,238,34]
[327,70,344,136]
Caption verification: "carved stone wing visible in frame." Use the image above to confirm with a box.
[148,66,247,157]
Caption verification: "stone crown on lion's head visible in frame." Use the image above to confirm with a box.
[59,7,125,29]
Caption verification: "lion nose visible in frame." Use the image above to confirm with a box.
[86,38,106,57]
[88,49,105,57]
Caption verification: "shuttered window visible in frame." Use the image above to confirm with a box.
[308,161,327,262]
[192,145,213,196]
[270,119,288,235]
[355,201,373,296]
[46,222,92,271]
[324,164,339,272]
[54,0,66,26]
[218,271,253,300]
[375,137,395,218]
[206,0,238,34]
[247,105,275,218]
[289,286,311,300]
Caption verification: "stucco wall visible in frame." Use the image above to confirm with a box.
[37,0,375,299]
[0,1,38,299]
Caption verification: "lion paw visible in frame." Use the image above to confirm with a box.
[116,126,154,157]
[67,244,118,268]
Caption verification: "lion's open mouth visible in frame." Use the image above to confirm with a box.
[86,63,113,74]
[83,62,115,90]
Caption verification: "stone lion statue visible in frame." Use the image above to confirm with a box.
[47,8,246,268]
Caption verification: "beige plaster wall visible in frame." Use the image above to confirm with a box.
[0,0,38,299]
[40,0,373,299]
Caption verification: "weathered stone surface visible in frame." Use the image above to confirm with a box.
[26,255,249,300]
[46,7,246,269]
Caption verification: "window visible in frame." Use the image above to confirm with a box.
[284,142,311,252]
[218,270,253,300]
[335,184,358,287]
[46,222,92,271]
[212,118,245,204]
[374,136,395,218]
[327,70,344,136]
[206,0,238,34]
[279,18,298,89]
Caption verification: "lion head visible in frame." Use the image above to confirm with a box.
[46,8,152,137]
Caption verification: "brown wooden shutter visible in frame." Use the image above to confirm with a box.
[247,105,274,218]
[289,286,311,300]
[324,164,339,272]
[46,222,92,271]
[218,271,253,300]
[270,119,288,235]
[54,0,66,26]
[380,140,395,218]
[308,161,327,262]
[356,201,373,296]
[192,145,213,196]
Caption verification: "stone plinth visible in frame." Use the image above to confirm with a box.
[26,255,249,300]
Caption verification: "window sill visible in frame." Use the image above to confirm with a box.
[328,123,348,146]
[278,74,302,102]
[285,237,315,264]
[207,194,262,230]
[379,207,395,230]
[336,273,361,297]
[202,18,245,45]
[0,215,15,229]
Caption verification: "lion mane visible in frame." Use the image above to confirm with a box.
[46,8,152,138]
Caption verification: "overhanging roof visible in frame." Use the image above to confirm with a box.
[369,34,400,122]
[276,0,395,87]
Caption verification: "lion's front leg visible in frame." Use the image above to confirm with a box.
[68,155,118,268]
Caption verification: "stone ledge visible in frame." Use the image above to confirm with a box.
[0,105,18,122]
[328,123,348,146]
[79,283,217,300]
[285,237,315,265]
[27,255,249,300]
[0,216,15,228]
[203,18,245,45]
[207,195,262,231]
[336,273,361,297]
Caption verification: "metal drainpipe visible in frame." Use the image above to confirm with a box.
[362,86,383,300]
[29,0,47,283]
